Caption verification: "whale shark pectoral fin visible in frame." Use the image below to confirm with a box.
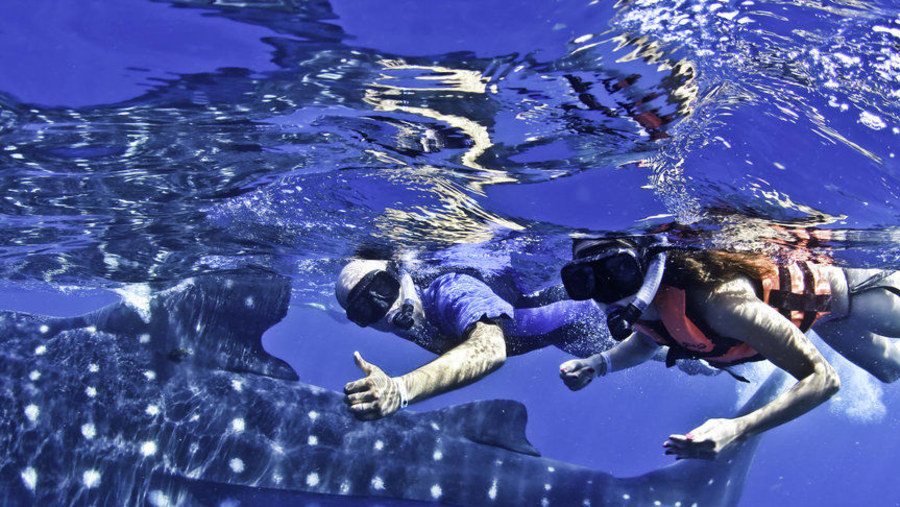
[434,399,541,456]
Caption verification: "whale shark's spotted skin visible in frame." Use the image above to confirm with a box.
[0,270,785,506]
[0,2,773,504]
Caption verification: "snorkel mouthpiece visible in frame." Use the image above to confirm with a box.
[606,303,642,341]
[608,249,667,341]
[391,299,416,330]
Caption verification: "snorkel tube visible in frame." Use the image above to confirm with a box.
[606,242,668,341]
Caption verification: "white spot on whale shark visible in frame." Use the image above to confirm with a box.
[147,490,171,507]
[81,423,96,440]
[140,441,157,457]
[306,472,320,487]
[307,435,318,446]
[371,476,385,490]
[374,440,384,451]
[82,469,101,489]
[34,345,47,356]
[20,467,37,492]
[29,370,40,381]
[430,484,442,499]
[85,387,97,398]
[488,479,498,500]
[229,458,244,474]
[231,418,245,432]
[24,404,39,422]
[308,410,319,421]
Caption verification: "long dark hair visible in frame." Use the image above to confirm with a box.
[662,249,776,289]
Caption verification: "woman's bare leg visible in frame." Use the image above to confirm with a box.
[815,295,900,383]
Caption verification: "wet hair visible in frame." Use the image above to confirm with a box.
[663,249,776,289]
[354,243,396,261]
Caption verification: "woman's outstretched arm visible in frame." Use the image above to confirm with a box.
[665,287,840,459]
[559,332,660,390]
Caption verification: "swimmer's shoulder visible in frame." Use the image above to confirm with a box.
[685,276,761,325]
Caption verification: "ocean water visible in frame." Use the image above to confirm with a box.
[1,0,900,505]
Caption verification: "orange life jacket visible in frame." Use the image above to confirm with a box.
[632,261,832,370]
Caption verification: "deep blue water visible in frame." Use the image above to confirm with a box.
[1,0,900,505]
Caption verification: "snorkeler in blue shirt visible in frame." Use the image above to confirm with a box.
[334,258,607,420]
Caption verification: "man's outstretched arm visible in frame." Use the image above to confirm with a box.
[344,320,506,420]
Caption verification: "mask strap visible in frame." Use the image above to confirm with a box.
[398,269,416,300]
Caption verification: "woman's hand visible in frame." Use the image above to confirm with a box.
[559,355,604,391]
[664,418,744,460]
[343,351,401,421]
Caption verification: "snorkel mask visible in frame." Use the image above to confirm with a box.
[343,262,417,330]
[344,269,400,327]
[561,236,668,340]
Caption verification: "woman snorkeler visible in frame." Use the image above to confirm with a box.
[558,236,900,460]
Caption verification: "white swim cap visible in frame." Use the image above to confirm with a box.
[335,259,389,308]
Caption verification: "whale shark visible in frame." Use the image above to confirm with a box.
[0,270,786,506]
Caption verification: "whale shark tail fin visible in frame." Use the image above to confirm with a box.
[625,368,790,507]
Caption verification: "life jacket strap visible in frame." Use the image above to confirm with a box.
[766,291,831,313]
[663,347,750,382]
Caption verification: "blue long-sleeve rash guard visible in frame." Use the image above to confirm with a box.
[420,273,608,357]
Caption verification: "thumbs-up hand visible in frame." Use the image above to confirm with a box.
[343,351,401,420]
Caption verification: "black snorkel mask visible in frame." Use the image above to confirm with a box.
[561,237,668,341]
[561,247,645,304]
[345,266,416,330]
